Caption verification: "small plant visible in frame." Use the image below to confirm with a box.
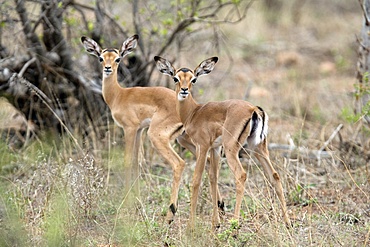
[217,218,253,246]
[43,194,69,246]
[217,218,240,241]
[0,184,27,247]
[289,183,317,206]
[242,196,258,216]
[342,72,370,123]
[337,212,361,225]
[9,154,63,245]
[63,153,105,219]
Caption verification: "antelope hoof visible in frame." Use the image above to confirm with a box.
[166,217,174,225]
[213,222,221,231]
[285,218,293,228]
[166,203,177,224]
[218,200,225,216]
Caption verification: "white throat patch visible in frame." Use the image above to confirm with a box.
[178,93,187,101]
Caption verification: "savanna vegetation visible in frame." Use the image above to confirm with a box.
[0,0,369,246]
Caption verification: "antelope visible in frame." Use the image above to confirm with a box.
[154,56,291,230]
[80,35,224,223]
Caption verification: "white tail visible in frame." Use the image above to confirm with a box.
[247,107,269,148]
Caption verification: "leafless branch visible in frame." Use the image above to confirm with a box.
[10,73,52,104]
[132,0,145,55]
[71,1,129,38]
[359,0,370,26]
[143,0,255,82]
[356,34,370,52]
[319,124,344,152]
[18,57,36,78]
[15,0,45,57]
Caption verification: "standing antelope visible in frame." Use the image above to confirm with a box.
[154,56,291,230]
[81,35,224,223]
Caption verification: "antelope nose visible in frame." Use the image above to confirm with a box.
[181,88,188,92]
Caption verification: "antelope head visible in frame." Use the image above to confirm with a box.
[154,56,218,101]
[81,35,138,77]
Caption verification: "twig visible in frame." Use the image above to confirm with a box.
[317,124,343,166]
[18,57,36,78]
[319,124,343,152]
[356,34,370,52]
[359,0,370,25]
[10,73,51,104]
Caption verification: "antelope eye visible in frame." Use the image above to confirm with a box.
[99,56,104,63]
[173,77,179,83]
[191,78,197,84]
[115,57,121,63]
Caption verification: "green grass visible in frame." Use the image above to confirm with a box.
[0,133,368,246]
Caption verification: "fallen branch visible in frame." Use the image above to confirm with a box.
[268,143,335,160]
[269,124,344,162]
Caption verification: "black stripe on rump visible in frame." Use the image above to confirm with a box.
[237,118,251,143]
[250,111,259,136]
[257,106,265,139]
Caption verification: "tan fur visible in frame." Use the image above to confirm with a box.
[82,36,192,223]
[155,56,291,230]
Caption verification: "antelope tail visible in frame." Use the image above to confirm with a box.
[247,106,269,148]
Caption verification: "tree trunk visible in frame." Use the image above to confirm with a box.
[5,0,108,145]
[356,0,370,125]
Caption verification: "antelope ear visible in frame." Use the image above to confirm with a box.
[81,36,102,57]
[120,34,138,57]
[194,57,218,77]
[154,56,176,77]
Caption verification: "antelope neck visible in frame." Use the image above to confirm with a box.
[177,93,199,126]
[102,72,122,107]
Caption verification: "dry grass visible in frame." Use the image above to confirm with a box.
[1,140,368,246]
[1,1,370,246]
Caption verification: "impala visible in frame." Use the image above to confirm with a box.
[81,35,224,223]
[154,56,291,229]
